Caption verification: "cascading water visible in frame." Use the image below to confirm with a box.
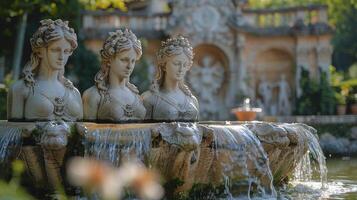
[0,126,22,162]
[82,123,280,199]
[289,124,328,187]
[0,121,336,199]
[84,126,152,166]
[293,152,313,181]
[276,123,333,200]
[203,124,277,199]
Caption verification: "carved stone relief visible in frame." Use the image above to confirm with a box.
[187,55,225,119]
[168,0,235,46]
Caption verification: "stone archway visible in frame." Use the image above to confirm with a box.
[186,44,229,120]
[249,48,294,115]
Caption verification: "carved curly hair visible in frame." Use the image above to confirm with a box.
[94,29,142,101]
[152,36,194,96]
[22,19,77,89]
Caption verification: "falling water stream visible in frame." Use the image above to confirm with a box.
[278,124,357,200]
[84,127,152,166]
[1,122,356,199]
[83,123,279,199]
[209,125,277,199]
[0,126,22,162]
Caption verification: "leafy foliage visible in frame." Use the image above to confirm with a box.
[330,65,357,106]
[80,0,127,11]
[319,71,336,113]
[0,160,36,200]
[67,41,100,93]
[0,0,131,117]
[295,68,336,115]
[131,39,151,93]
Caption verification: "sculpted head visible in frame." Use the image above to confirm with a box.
[154,36,194,92]
[95,29,142,95]
[23,19,77,87]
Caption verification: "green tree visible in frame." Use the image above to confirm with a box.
[295,68,320,115]
[295,67,338,115]
[332,5,357,71]
[319,71,336,114]
[0,0,129,79]
[0,0,82,79]
[68,41,100,93]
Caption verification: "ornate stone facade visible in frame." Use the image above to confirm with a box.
[81,1,333,120]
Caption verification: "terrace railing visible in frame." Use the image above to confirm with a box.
[81,4,329,37]
[82,10,169,32]
[242,4,328,28]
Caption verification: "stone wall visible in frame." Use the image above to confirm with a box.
[80,1,334,120]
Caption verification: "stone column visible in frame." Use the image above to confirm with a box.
[318,8,328,24]
[316,43,332,81]
[295,43,310,98]
[82,15,94,28]
[236,33,248,97]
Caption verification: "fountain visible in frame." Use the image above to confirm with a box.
[0,20,327,199]
[231,98,262,121]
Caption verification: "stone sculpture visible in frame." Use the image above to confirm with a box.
[277,74,291,115]
[7,19,83,121]
[15,121,72,191]
[188,55,224,119]
[258,75,273,115]
[0,18,328,199]
[142,36,199,121]
[82,29,146,121]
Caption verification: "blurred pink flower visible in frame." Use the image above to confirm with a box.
[67,157,123,199]
[67,157,164,200]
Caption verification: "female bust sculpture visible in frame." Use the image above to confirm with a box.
[7,19,83,121]
[142,36,199,121]
[82,29,146,121]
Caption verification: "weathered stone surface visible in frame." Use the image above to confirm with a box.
[0,121,315,197]
[7,19,83,121]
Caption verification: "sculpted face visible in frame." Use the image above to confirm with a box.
[110,48,137,79]
[41,38,72,71]
[164,53,190,82]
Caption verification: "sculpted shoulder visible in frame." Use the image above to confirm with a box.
[83,86,101,103]
[10,79,30,97]
[141,90,156,105]
[70,86,82,100]
[82,86,101,120]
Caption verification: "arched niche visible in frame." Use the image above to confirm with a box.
[249,48,294,109]
[186,44,229,120]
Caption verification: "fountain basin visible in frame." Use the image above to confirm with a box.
[231,98,262,121]
[231,108,262,121]
[0,120,320,198]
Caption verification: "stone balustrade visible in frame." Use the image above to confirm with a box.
[82,10,168,35]
[242,4,328,28]
[81,4,329,38]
